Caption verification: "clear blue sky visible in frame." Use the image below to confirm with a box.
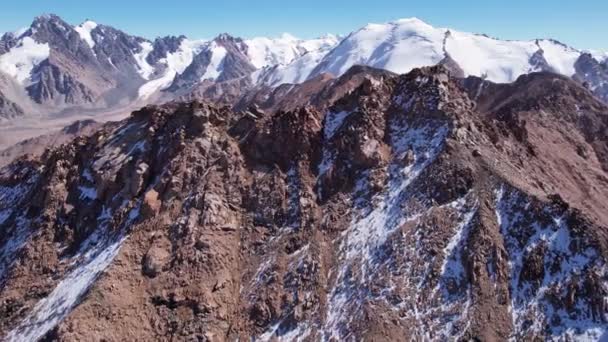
[1,1,607,50]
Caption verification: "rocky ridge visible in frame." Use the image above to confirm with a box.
[0,66,607,341]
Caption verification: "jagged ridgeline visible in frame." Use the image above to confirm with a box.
[0,65,607,340]
[0,14,607,150]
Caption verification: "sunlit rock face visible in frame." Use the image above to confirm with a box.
[0,66,607,341]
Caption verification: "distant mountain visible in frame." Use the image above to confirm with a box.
[0,15,339,122]
[0,14,607,143]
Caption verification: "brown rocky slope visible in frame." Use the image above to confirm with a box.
[0,66,607,341]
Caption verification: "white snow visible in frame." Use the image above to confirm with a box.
[133,41,155,80]
[245,33,339,69]
[138,38,206,99]
[0,215,31,283]
[262,43,336,86]
[259,18,594,88]
[258,319,312,342]
[311,18,445,80]
[323,110,352,140]
[586,50,608,63]
[537,40,581,77]
[496,186,607,341]
[0,170,40,282]
[317,109,354,182]
[0,37,50,84]
[299,34,340,53]
[93,121,148,172]
[323,120,450,339]
[6,234,126,342]
[78,185,97,200]
[74,20,98,49]
[446,31,539,83]
[439,198,476,279]
[0,210,10,225]
[246,33,303,69]
[249,33,340,86]
[200,42,227,81]
[7,204,140,342]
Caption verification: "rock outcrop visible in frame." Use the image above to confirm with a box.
[0,66,607,341]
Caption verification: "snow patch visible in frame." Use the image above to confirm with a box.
[323,110,352,140]
[200,42,227,81]
[0,37,50,84]
[245,33,339,69]
[133,41,155,80]
[446,31,539,83]
[252,34,340,86]
[0,169,40,282]
[496,186,608,340]
[0,216,32,283]
[138,39,206,99]
[260,46,333,86]
[78,185,97,200]
[7,204,140,342]
[74,21,98,49]
[11,27,29,39]
[93,121,148,172]
[258,319,312,342]
[537,40,581,77]
[6,234,126,342]
[323,120,450,339]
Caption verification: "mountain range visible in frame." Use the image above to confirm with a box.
[1,64,608,341]
[0,14,607,149]
[1,14,608,342]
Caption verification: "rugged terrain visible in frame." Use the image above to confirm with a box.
[1,15,608,154]
[0,65,607,341]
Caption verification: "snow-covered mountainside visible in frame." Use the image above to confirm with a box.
[245,33,340,69]
[0,15,340,115]
[1,65,607,341]
[0,14,608,152]
[264,17,601,88]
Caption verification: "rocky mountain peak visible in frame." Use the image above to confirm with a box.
[213,33,249,55]
[29,13,75,39]
[0,66,608,340]
[146,35,187,65]
[214,32,241,42]
[31,13,65,26]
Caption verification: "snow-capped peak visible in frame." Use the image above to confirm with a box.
[391,17,430,25]
[200,41,227,81]
[304,17,447,81]
[279,32,298,41]
[245,33,340,69]
[137,38,207,99]
[0,36,50,84]
[586,50,608,63]
[258,17,606,87]
[74,20,98,49]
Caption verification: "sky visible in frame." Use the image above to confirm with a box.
[1,1,607,51]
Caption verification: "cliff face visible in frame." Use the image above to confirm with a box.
[0,66,607,341]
